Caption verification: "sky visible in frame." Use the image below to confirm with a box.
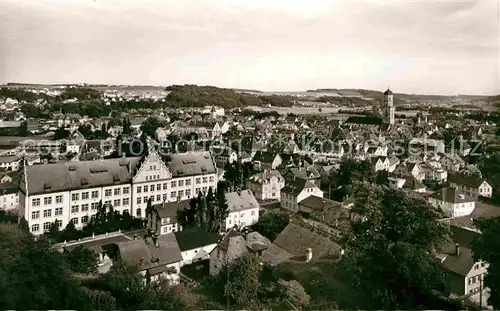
[0,0,499,95]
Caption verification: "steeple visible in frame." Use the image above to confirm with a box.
[383,86,395,125]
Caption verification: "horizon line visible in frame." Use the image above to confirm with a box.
[1,81,499,97]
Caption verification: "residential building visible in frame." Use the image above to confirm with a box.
[280,178,323,213]
[248,170,285,201]
[428,187,475,218]
[147,200,189,235]
[174,228,219,266]
[116,233,182,285]
[0,155,20,171]
[448,173,493,199]
[0,180,19,211]
[209,229,292,276]
[223,190,260,231]
[252,151,282,170]
[209,230,248,276]
[436,226,490,308]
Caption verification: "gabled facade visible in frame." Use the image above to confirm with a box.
[21,149,218,235]
[428,187,475,218]
[448,173,492,199]
[248,169,285,201]
[280,178,323,213]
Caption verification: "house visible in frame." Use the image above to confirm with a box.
[147,200,190,235]
[365,145,388,158]
[174,228,219,267]
[0,180,19,211]
[370,156,390,172]
[281,178,323,213]
[282,166,321,188]
[0,155,20,171]
[211,147,238,169]
[252,151,282,170]
[116,233,183,285]
[422,161,448,182]
[297,196,354,239]
[460,164,482,177]
[388,175,426,193]
[409,137,446,154]
[209,229,292,276]
[436,227,490,307]
[440,153,465,173]
[155,127,168,142]
[248,170,285,202]
[223,190,260,231]
[428,187,475,218]
[448,173,493,199]
[273,220,342,261]
[56,231,133,274]
[209,230,248,276]
[393,162,426,181]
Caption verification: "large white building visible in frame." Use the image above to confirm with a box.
[428,187,475,218]
[20,149,218,235]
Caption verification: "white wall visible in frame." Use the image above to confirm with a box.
[225,207,259,230]
[0,192,19,211]
[180,243,217,267]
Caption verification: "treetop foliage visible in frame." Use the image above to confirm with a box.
[342,183,450,309]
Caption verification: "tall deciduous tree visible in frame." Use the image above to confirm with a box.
[342,183,449,309]
[63,246,98,274]
[327,158,374,201]
[472,217,500,309]
[0,224,86,310]
[275,279,310,309]
[223,254,263,309]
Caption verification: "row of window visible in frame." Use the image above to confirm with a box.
[31,207,63,219]
[32,177,216,207]
[136,189,193,205]
[31,207,139,232]
[468,272,486,285]
[135,176,213,194]
[32,195,63,206]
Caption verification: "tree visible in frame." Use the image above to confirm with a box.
[375,170,389,186]
[327,158,374,201]
[205,187,217,232]
[140,117,161,138]
[0,224,86,310]
[223,254,263,309]
[251,211,289,241]
[342,183,449,309]
[145,198,153,218]
[81,288,117,310]
[195,192,207,229]
[214,183,229,232]
[63,246,99,274]
[53,127,70,140]
[275,279,310,309]
[19,120,28,136]
[472,217,500,309]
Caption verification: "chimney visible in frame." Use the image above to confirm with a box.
[455,243,460,256]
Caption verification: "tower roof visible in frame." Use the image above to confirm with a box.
[384,88,393,95]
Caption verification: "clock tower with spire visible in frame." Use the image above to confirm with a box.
[384,87,395,125]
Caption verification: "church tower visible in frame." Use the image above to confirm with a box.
[384,87,395,125]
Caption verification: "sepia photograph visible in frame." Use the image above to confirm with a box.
[0,0,499,309]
